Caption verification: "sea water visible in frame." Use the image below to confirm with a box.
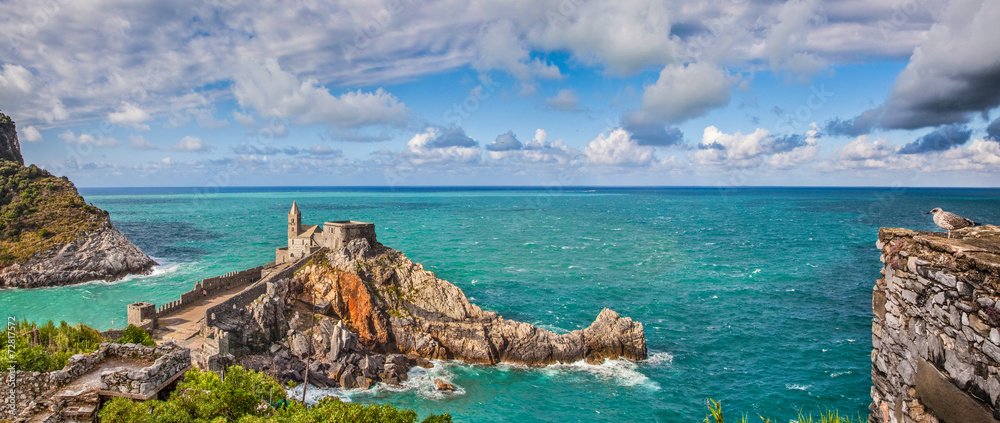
[3,187,999,421]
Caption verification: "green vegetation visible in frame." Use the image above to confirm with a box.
[99,366,452,423]
[0,112,11,124]
[703,399,866,423]
[1,320,105,372]
[116,324,156,346]
[0,159,106,267]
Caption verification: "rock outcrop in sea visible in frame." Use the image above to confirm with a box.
[0,112,156,288]
[218,238,646,389]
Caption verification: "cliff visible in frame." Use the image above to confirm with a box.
[210,238,646,390]
[0,112,156,288]
[0,113,24,165]
[872,225,1000,423]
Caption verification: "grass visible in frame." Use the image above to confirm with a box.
[0,159,107,267]
[704,398,867,423]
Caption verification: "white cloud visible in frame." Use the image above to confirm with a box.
[475,19,562,83]
[108,103,151,130]
[638,62,736,124]
[695,126,772,167]
[584,129,656,166]
[935,139,1000,171]
[767,123,821,169]
[58,130,119,148]
[233,58,409,129]
[129,135,158,150]
[820,134,921,171]
[161,157,175,165]
[0,64,33,98]
[694,125,821,169]
[545,89,582,113]
[763,0,826,76]
[232,111,257,127]
[487,129,578,164]
[532,0,680,75]
[403,127,482,165]
[21,126,42,142]
[169,136,211,152]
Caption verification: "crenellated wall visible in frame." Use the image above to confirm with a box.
[872,225,1000,423]
[155,266,264,317]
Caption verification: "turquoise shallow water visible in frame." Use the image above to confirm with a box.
[3,187,999,421]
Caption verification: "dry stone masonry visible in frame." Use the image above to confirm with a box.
[2,342,190,422]
[872,225,1000,423]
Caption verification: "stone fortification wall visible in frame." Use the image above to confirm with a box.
[205,256,313,327]
[155,266,263,317]
[872,226,1000,423]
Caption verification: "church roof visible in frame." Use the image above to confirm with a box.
[290,201,300,215]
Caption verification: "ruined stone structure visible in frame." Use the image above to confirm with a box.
[872,225,1000,422]
[2,342,190,422]
[276,201,376,264]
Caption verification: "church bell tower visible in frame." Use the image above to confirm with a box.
[288,201,301,238]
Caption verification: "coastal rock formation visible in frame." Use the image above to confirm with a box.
[219,238,645,391]
[0,114,23,165]
[297,238,647,366]
[0,218,157,288]
[0,111,156,288]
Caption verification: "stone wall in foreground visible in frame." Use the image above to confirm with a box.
[872,225,1000,423]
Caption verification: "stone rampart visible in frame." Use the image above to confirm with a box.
[155,266,263,317]
[204,257,312,327]
[872,225,1000,423]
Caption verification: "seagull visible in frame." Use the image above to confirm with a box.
[926,207,980,238]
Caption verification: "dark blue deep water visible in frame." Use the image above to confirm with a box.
[3,187,999,421]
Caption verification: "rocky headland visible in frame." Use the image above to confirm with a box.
[212,238,646,389]
[0,111,156,288]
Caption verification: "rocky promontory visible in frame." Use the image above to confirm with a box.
[216,238,646,389]
[0,111,156,288]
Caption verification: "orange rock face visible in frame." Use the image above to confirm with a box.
[298,265,393,351]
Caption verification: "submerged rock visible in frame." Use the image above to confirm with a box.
[434,378,455,391]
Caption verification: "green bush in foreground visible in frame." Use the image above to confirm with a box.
[2,320,104,372]
[116,324,156,346]
[704,398,866,423]
[99,366,452,423]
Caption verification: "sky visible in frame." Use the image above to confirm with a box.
[1,0,999,187]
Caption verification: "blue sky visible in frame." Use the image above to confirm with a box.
[2,0,999,187]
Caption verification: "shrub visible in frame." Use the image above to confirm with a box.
[116,324,156,346]
[2,320,104,372]
[99,366,451,423]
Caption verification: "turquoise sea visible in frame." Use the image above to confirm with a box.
[3,187,999,421]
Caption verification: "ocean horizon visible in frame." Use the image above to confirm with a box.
[5,186,999,421]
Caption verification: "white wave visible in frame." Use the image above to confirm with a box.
[542,358,660,390]
[645,352,674,366]
[785,383,811,391]
[286,384,352,405]
[367,361,466,400]
[830,371,852,378]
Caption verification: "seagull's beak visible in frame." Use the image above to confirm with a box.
[925,211,932,214]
